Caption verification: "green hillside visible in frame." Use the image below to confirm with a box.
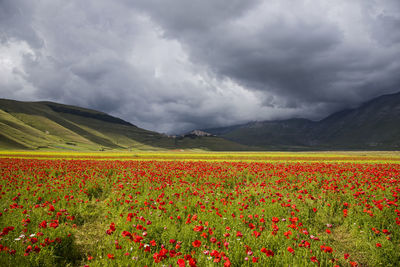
[0,99,248,151]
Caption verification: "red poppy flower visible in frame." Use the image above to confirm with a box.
[265,250,274,257]
[193,225,204,232]
[253,231,261,238]
[224,259,231,267]
[310,256,318,263]
[192,240,201,247]
[177,258,186,267]
[33,246,41,253]
[39,220,47,229]
[272,217,279,223]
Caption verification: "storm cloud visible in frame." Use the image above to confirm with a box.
[1,0,400,133]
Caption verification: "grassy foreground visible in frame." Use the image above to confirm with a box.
[0,151,399,266]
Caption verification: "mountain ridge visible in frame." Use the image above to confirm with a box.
[1,90,400,151]
[203,91,400,150]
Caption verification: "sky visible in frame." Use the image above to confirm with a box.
[1,0,400,134]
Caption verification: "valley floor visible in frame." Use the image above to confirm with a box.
[1,151,399,266]
[1,150,400,162]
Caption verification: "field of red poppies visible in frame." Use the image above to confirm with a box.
[1,154,399,266]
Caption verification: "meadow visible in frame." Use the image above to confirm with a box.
[0,151,399,266]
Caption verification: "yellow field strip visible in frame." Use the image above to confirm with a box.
[1,150,400,163]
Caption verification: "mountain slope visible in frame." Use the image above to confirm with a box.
[312,92,400,149]
[205,91,400,150]
[0,99,249,151]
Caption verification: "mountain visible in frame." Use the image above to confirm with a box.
[0,99,249,151]
[204,91,400,150]
[2,91,399,151]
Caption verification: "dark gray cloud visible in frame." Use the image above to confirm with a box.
[1,0,400,133]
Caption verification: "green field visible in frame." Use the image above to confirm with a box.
[1,151,400,266]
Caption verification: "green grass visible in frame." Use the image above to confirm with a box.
[1,155,399,266]
[0,99,253,152]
